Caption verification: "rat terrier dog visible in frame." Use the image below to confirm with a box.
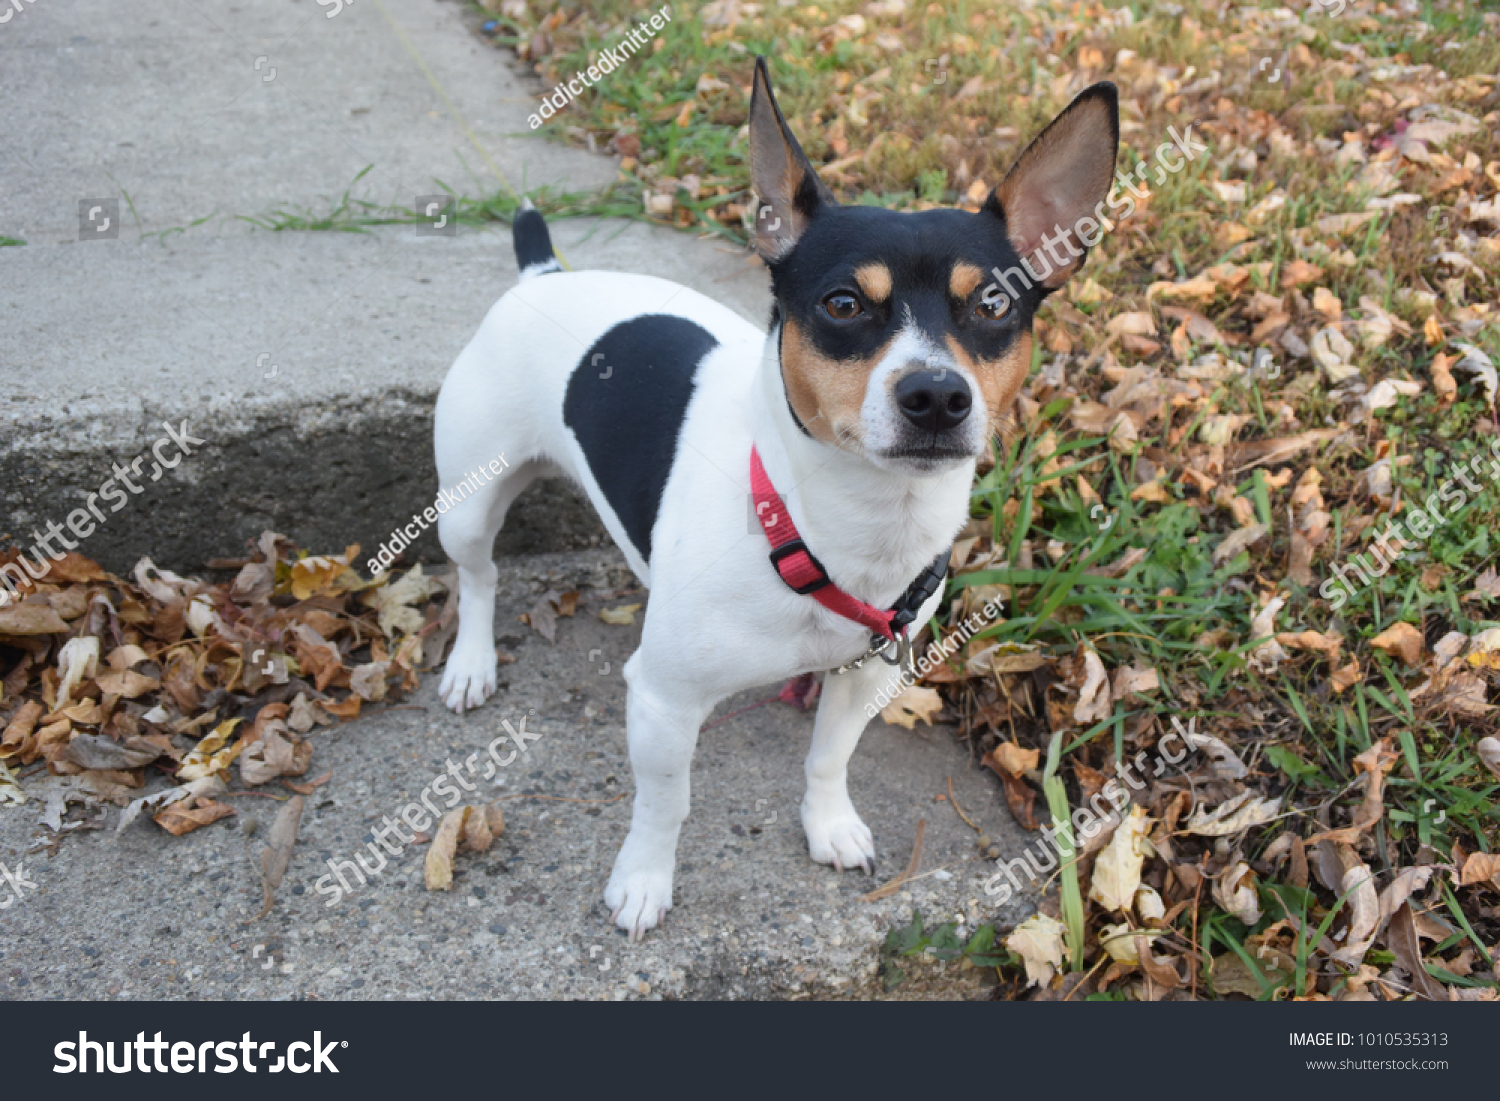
[433,59,1119,938]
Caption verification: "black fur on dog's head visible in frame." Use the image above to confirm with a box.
[748,57,1119,474]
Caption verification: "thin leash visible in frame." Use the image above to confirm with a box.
[369,0,573,270]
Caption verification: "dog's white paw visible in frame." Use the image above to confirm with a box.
[802,796,876,874]
[605,843,674,941]
[439,639,497,713]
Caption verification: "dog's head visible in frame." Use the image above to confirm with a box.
[750,58,1119,475]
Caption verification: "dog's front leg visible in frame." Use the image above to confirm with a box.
[605,657,711,940]
[801,658,889,874]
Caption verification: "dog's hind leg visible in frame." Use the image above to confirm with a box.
[437,459,553,713]
[604,652,714,940]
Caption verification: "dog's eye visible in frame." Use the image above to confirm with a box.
[823,293,863,320]
[975,292,1011,321]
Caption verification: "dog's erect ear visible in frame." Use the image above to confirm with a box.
[984,82,1119,290]
[749,57,836,264]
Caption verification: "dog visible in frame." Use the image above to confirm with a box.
[433,59,1119,938]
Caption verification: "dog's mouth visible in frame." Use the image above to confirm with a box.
[875,442,977,473]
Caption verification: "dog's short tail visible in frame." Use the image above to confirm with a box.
[513,198,562,281]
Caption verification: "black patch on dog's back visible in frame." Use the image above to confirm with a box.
[564,315,719,563]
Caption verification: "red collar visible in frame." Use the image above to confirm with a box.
[750,445,948,643]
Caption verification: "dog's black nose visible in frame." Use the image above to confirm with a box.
[895,369,972,431]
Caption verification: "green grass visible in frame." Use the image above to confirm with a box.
[228,167,645,236]
[879,910,1014,992]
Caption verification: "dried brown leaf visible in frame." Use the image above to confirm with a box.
[1073,647,1111,725]
[0,700,44,764]
[1370,621,1424,665]
[1004,913,1068,988]
[153,796,235,836]
[425,806,466,891]
[984,741,1039,777]
[880,685,943,729]
[0,602,69,636]
[1090,805,1149,913]
[245,794,304,922]
[94,669,160,699]
[1459,852,1500,889]
[1212,862,1262,925]
[1331,844,1379,967]
[1308,739,1399,845]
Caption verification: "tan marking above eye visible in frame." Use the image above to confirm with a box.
[949,262,985,300]
[944,331,1031,429]
[781,318,891,449]
[853,263,893,305]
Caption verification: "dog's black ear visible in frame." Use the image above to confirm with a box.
[749,57,835,264]
[984,82,1119,290]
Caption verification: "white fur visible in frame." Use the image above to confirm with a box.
[858,313,988,464]
[517,258,562,281]
[433,269,969,938]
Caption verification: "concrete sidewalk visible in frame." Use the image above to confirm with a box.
[0,0,1030,999]
[3,0,614,242]
[1,0,769,571]
[0,549,1029,1000]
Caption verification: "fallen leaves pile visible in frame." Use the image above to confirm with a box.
[879,546,1500,999]
[0,534,448,841]
[987,715,1500,1000]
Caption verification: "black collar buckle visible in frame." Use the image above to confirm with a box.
[888,547,951,634]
